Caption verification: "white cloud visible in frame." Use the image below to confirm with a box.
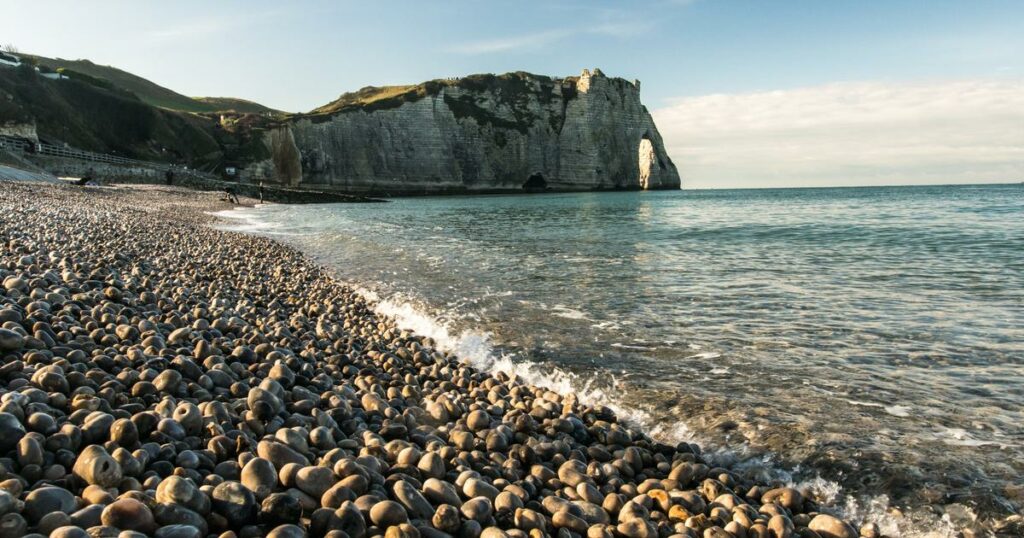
[652,79,1024,188]
[445,21,651,55]
[148,9,284,42]
[444,29,575,55]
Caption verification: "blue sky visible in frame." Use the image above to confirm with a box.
[3,0,1023,187]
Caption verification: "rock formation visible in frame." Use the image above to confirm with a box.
[253,69,680,194]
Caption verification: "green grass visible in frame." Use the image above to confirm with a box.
[193,96,279,114]
[303,72,579,134]
[27,54,281,115]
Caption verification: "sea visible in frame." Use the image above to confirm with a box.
[215,184,1024,536]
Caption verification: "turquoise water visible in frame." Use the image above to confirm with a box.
[220,184,1024,531]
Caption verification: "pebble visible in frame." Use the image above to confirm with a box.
[433,505,462,534]
[371,500,410,528]
[212,481,258,527]
[808,514,858,538]
[461,497,494,524]
[72,445,123,487]
[23,486,76,522]
[262,493,303,525]
[0,184,873,538]
[101,499,155,532]
[295,466,336,499]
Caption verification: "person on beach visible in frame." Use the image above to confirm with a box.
[224,187,240,204]
[76,167,95,186]
[259,181,265,203]
[165,168,174,185]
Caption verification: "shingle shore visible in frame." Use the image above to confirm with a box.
[0,183,870,538]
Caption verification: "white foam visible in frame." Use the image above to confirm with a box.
[551,305,589,320]
[358,291,961,538]
[208,206,301,235]
[885,405,912,417]
[610,343,653,350]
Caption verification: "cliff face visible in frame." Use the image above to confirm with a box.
[255,70,680,194]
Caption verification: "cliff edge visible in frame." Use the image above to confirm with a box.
[254,69,680,194]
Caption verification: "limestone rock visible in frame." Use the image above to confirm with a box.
[253,70,680,194]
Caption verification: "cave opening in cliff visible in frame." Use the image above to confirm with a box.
[638,137,656,189]
[523,173,547,192]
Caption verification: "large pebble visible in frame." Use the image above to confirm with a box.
[100,499,155,532]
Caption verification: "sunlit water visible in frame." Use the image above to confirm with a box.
[216,184,1024,535]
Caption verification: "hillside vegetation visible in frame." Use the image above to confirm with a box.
[306,72,574,117]
[28,55,280,114]
[0,64,271,169]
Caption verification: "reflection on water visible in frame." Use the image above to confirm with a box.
[217,184,1024,533]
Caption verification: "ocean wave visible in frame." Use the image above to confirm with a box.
[358,290,956,538]
[208,205,307,236]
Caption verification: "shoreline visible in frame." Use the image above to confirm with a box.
[0,182,983,537]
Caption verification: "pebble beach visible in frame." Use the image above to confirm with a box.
[0,183,903,538]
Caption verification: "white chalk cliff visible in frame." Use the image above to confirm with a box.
[256,69,680,194]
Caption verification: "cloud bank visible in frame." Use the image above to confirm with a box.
[652,79,1024,188]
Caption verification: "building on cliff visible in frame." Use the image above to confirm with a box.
[246,69,681,194]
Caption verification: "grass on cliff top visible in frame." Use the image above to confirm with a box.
[304,72,580,120]
[26,54,280,115]
[308,83,447,116]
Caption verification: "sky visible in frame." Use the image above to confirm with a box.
[2,0,1023,188]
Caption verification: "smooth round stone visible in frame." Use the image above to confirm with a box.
[768,515,794,538]
[0,513,28,538]
[466,410,490,431]
[261,493,302,525]
[416,452,445,479]
[70,505,105,529]
[257,440,309,467]
[513,508,545,531]
[761,487,803,511]
[432,504,462,534]
[38,512,73,535]
[266,524,306,538]
[370,500,409,527]
[49,526,89,538]
[479,528,508,538]
[101,499,155,532]
[295,466,336,498]
[393,480,434,520]
[242,457,278,500]
[808,514,858,538]
[156,476,207,513]
[73,445,123,487]
[461,497,493,524]
[494,492,524,513]
[616,519,657,538]
[557,460,589,488]
[155,525,203,538]
[152,503,209,536]
[460,519,482,538]
[422,478,461,507]
[0,328,25,351]
[0,413,26,453]
[384,522,420,538]
[552,511,588,534]
[248,388,284,420]
[212,481,257,527]
[463,478,499,501]
[24,486,76,522]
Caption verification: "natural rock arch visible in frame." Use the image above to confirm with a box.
[638,136,656,190]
